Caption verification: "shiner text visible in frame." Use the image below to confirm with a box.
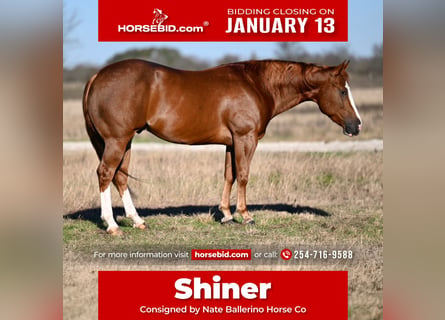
[174,275,272,300]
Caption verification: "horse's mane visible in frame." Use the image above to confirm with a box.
[222,60,312,94]
[214,59,349,100]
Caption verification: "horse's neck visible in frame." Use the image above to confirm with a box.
[271,84,315,117]
[254,61,318,117]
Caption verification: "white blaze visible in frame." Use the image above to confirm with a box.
[345,82,362,125]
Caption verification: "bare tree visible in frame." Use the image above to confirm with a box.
[274,42,308,60]
[63,2,80,65]
[216,54,241,65]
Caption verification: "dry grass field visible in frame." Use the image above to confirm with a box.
[63,87,383,320]
[64,149,382,319]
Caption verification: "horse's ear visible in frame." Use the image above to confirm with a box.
[334,60,350,76]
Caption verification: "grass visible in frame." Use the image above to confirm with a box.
[63,208,382,251]
[63,149,382,319]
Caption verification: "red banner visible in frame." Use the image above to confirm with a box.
[98,0,348,42]
[98,271,348,319]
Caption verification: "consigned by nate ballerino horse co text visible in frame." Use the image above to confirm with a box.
[139,275,308,315]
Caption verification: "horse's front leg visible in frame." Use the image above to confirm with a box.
[233,131,258,225]
[219,146,236,223]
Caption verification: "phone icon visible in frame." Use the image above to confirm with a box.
[280,249,292,260]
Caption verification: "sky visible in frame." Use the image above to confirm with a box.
[63,1,382,68]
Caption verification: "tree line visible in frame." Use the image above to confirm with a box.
[63,43,382,87]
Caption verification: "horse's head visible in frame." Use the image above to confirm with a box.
[307,60,362,137]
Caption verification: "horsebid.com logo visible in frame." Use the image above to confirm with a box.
[152,8,168,25]
[117,8,206,33]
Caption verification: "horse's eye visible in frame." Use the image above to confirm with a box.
[340,89,348,96]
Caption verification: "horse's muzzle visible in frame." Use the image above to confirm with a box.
[344,120,361,137]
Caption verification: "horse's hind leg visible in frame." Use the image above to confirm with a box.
[97,138,129,235]
[112,148,146,229]
[219,146,236,223]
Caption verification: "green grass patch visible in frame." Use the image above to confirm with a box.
[63,204,382,254]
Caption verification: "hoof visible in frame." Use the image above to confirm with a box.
[133,222,147,230]
[107,227,124,236]
[221,216,234,224]
[243,219,255,225]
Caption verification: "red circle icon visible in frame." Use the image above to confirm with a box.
[280,249,292,260]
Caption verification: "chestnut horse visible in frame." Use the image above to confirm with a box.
[83,59,361,235]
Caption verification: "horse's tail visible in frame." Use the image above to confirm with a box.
[82,72,105,160]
